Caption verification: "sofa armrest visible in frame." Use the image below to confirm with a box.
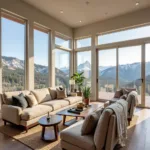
[70,92,77,97]
[126,91,138,119]
[105,115,118,150]
[2,104,23,125]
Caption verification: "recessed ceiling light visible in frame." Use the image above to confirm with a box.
[136,2,139,6]
[60,10,63,14]
[79,20,82,23]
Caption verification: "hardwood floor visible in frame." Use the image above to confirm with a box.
[0,132,32,150]
[0,109,150,150]
[116,108,150,150]
[0,112,31,150]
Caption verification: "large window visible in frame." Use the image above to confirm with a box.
[77,51,91,87]
[98,25,150,45]
[2,14,26,92]
[76,37,91,48]
[55,49,70,89]
[55,36,70,49]
[34,26,49,89]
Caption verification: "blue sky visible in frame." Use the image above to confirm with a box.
[77,51,91,66]
[2,17,150,68]
[34,29,49,66]
[2,18,25,60]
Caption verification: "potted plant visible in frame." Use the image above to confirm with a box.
[82,86,91,106]
[71,72,85,93]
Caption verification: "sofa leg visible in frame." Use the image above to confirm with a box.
[4,120,7,126]
[25,127,28,133]
[128,118,131,126]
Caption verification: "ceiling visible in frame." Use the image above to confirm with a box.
[23,0,150,28]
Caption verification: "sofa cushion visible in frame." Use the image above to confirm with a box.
[41,100,70,111]
[122,88,130,95]
[25,94,38,107]
[21,105,52,121]
[49,86,63,99]
[56,88,67,99]
[49,87,57,99]
[94,109,113,150]
[3,90,30,105]
[12,93,28,109]
[64,96,82,104]
[31,88,51,103]
[114,90,123,98]
[60,120,96,150]
[81,108,103,135]
[120,94,128,100]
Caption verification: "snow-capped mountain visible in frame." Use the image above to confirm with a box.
[2,56,67,76]
[2,56,150,82]
[78,61,91,71]
[2,56,48,74]
[2,56,24,70]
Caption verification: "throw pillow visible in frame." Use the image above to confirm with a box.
[114,89,123,98]
[81,108,103,135]
[49,86,63,99]
[49,88,57,99]
[56,88,67,99]
[120,94,128,100]
[122,88,130,95]
[12,93,28,109]
[25,94,38,107]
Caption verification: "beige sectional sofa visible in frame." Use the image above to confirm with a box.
[1,88,82,131]
[60,107,119,150]
[110,89,139,124]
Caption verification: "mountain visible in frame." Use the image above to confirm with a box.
[2,56,68,91]
[2,56,24,70]
[2,56,48,74]
[78,61,91,71]
[2,56,150,84]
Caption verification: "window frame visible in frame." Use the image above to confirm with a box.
[96,23,150,46]
[75,36,92,50]
[54,32,72,88]
[54,48,71,89]
[75,50,92,87]
[55,32,72,50]
[1,10,27,91]
[33,23,51,89]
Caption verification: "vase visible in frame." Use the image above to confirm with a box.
[84,98,90,106]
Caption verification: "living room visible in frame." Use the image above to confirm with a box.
[0,0,150,150]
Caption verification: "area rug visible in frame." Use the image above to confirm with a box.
[0,117,74,150]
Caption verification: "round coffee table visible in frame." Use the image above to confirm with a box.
[38,115,62,142]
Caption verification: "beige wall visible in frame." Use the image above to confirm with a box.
[0,0,73,93]
[74,7,150,38]
[0,0,72,37]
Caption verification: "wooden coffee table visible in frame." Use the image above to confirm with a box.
[56,102,104,126]
[38,115,62,142]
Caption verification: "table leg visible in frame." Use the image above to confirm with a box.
[76,116,78,120]
[63,115,66,125]
[57,125,59,132]
[41,126,45,139]
[54,125,58,140]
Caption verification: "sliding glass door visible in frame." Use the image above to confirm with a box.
[98,46,142,105]
[98,49,116,100]
[118,46,142,105]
